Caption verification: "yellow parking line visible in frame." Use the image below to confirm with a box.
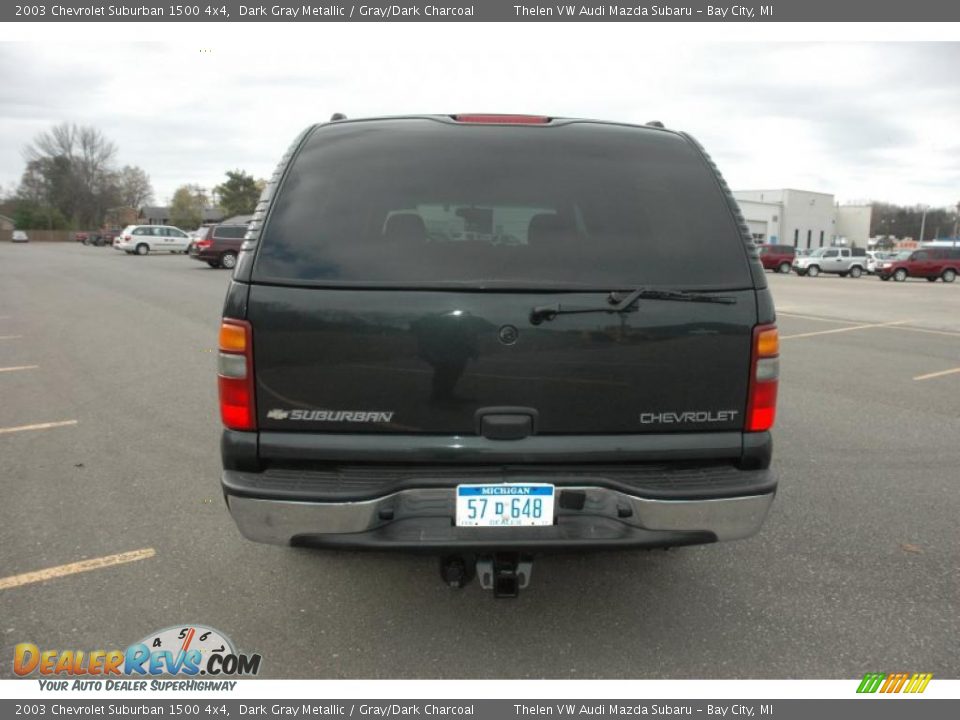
[913,367,960,382]
[0,419,78,435]
[0,549,156,591]
[0,365,39,373]
[781,320,908,340]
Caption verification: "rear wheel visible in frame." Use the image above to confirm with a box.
[220,251,238,270]
[880,275,890,281]
[839,272,848,278]
[849,266,863,278]
[942,269,957,283]
[778,262,792,274]
[135,243,149,256]
[807,265,820,278]
[893,268,907,282]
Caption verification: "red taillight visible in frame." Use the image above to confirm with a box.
[218,319,256,431]
[453,114,550,124]
[197,240,213,249]
[745,324,779,432]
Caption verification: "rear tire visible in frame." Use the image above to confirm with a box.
[839,272,849,278]
[807,265,820,278]
[849,266,863,278]
[880,276,890,281]
[220,252,238,270]
[893,268,907,282]
[135,243,149,256]
[942,269,957,283]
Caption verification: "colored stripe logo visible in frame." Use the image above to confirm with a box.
[857,672,933,694]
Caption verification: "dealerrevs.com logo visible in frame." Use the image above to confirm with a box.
[14,625,261,690]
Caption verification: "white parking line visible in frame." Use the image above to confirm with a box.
[0,419,78,435]
[879,325,960,339]
[0,335,23,340]
[913,367,960,382]
[0,548,156,591]
[0,365,38,373]
[780,320,909,340]
[777,311,860,325]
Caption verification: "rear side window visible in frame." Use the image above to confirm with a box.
[214,225,247,240]
[254,119,753,289]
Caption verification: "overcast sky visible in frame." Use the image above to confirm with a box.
[0,39,957,208]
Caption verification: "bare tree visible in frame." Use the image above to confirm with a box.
[115,165,154,209]
[22,123,119,227]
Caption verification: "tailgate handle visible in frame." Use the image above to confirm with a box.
[475,407,538,441]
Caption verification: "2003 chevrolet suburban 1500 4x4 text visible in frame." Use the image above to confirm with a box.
[216,114,779,596]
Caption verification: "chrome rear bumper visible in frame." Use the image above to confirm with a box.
[225,485,775,549]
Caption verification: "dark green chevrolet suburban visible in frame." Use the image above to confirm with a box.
[216,114,779,596]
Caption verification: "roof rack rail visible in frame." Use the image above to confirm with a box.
[330,113,347,121]
[646,120,665,128]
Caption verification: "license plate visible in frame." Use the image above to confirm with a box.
[455,484,555,527]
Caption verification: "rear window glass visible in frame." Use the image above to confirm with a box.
[253,119,752,289]
[215,225,247,239]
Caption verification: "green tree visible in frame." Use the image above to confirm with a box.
[215,170,259,218]
[169,185,208,229]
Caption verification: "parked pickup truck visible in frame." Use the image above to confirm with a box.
[793,246,867,278]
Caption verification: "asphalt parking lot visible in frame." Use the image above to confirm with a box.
[1,243,958,679]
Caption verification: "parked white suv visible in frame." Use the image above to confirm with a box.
[793,246,867,278]
[113,225,192,255]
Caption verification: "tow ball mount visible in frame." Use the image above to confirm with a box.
[440,553,534,597]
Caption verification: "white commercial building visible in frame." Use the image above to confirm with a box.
[734,189,840,250]
[835,205,873,247]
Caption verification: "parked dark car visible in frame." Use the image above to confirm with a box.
[757,244,796,273]
[216,114,779,596]
[190,223,248,269]
[876,247,960,282]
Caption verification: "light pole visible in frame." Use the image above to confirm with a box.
[918,205,928,244]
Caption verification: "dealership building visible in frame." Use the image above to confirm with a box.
[733,189,872,249]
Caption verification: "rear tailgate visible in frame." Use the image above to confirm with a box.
[249,287,755,434]
[244,117,760,438]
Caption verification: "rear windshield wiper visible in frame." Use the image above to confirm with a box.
[529,287,736,325]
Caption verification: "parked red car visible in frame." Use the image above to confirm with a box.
[876,247,960,282]
[758,244,796,274]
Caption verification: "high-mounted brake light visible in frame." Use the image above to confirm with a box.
[745,324,779,432]
[453,114,550,125]
[218,319,256,431]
